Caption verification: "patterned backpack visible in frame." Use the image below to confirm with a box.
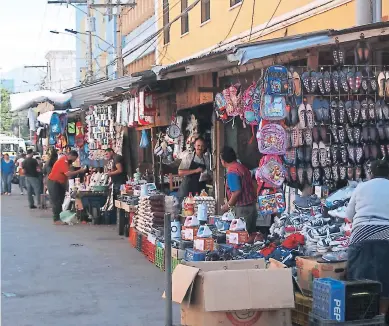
[242,82,261,126]
[214,93,230,123]
[260,95,287,120]
[257,123,287,155]
[263,65,289,95]
[256,154,286,188]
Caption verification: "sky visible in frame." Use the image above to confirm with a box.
[0,0,76,73]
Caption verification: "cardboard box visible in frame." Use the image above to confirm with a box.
[226,230,249,245]
[295,257,347,294]
[114,200,121,209]
[167,259,294,326]
[193,237,214,251]
[182,226,199,241]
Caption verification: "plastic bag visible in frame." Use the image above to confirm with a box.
[139,130,149,148]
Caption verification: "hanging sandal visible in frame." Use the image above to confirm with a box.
[302,72,310,93]
[291,127,300,148]
[293,71,301,96]
[348,145,356,164]
[303,129,313,146]
[312,142,320,168]
[289,166,297,182]
[331,145,339,164]
[360,99,368,123]
[382,100,389,120]
[322,99,330,124]
[338,100,346,124]
[332,165,339,182]
[323,71,331,94]
[297,165,305,185]
[385,71,389,98]
[339,165,347,180]
[330,101,338,125]
[332,70,340,92]
[355,165,362,181]
[355,146,364,165]
[320,125,329,143]
[347,165,354,180]
[378,71,385,98]
[319,141,327,167]
[355,71,362,93]
[298,103,307,129]
[330,125,339,143]
[305,103,315,129]
[375,100,383,121]
[323,166,332,181]
[312,126,320,143]
[368,98,376,121]
[377,122,386,141]
[369,125,377,142]
[380,145,387,159]
[362,124,370,143]
[340,145,348,164]
[340,71,349,93]
[346,124,354,143]
[347,71,356,93]
[345,100,353,123]
[310,71,318,93]
[317,72,325,95]
[361,69,369,93]
[353,126,361,144]
[313,167,322,186]
[298,128,304,146]
[338,127,346,144]
[304,146,312,163]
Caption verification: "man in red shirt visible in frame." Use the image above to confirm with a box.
[47,150,86,225]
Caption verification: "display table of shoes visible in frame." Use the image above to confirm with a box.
[135,195,165,235]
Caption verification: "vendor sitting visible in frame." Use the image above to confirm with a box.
[177,137,212,202]
[346,160,389,322]
[104,148,127,192]
[220,146,257,243]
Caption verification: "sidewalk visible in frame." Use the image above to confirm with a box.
[1,188,180,326]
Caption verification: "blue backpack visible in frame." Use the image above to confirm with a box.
[263,65,289,95]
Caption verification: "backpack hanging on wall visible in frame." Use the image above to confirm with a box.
[256,154,286,189]
[257,123,287,155]
[67,122,76,135]
[263,65,289,96]
[75,121,84,147]
[214,93,230,123]
[260,95,287,121]
[258,192,286,216]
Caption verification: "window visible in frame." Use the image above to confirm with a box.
[163,0,170,44]
[230,0,242,7]
[201,0,210,23]
[181,0,189,35]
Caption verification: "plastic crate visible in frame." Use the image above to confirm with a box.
[184,248,206,262]
[313,279,381,322]
[155,247,165,271]
[145,242,156,264]
[141,235,149,256]
[171,257,181,273]
[136,233,143,252]
[292,292,313,326]
[129,228,137,247]
[309,314,385,326]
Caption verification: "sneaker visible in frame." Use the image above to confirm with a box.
[332,239,349,252]
[21,192,24,195]
[322,251,347,262]
[30,206,37,209]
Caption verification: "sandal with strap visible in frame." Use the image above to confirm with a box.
[312,126,320,143]
[370,75,378,93]
[302,72,310,94]
[347,165,354,180]
[303,128,313,146]
[347,71,356,92]
[369,125,377,142]
[297,165,305,185]
[313,167,322,185]
[331,145,339,164]
[291,127,299,148]
[310,71,318,93]
[346,124,354,143]
[355,165,362,181]
[332,165,339,182]
[330,125,339,143]
[322,99,330,124]
[312,142,320,168]
[338,100,346,124]
[353,126,361,144]
[298,103,306,129]
[304,146,312,163]
[361,69,369,93]
[317,72,325,95]
[305,103,315,129]
[338,127,346,144]
[332,70,340,92]
[324,71,331,94]
[363,144,370,160]
[345,100,353,123]
[368,98,376,121]
[330,101,338,125]
[348,145,356,164]
[323,166,332,181]
[360,99,368,122]
[339,165,347,180]
[319,141,327,167]
[340,145,348,164]
[306,164,313,184]
[355,146,364,165]
[340,71,349,93]
[375,100,383,121]
[362,124,369,143]
[355,71,362,93]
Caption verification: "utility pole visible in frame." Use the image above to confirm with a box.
[86,0,94,82]
[116,0,124,77]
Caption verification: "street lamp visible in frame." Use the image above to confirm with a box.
[64,28,115,50]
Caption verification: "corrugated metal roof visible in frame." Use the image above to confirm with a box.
[64,75,142,108]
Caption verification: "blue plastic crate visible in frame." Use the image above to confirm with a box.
[185,248,206,262]
[313,278,346,322]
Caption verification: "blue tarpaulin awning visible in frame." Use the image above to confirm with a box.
[228,34,332,65]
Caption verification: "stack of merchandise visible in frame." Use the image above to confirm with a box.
[134,195,165,235]
[193,192,216,216]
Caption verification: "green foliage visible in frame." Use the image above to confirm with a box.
[0,89,12,134]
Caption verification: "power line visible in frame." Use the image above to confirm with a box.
[249,0,256,41]
[220,0,245,44]
[252,0,282,41]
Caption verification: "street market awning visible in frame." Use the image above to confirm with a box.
[63,75,142,109]
[228,34,331,65]
[37,108,81,125]
[10,90,72,112]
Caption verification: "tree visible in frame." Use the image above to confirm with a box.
[0,89,12,134]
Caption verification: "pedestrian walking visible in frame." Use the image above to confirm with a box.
[22,149,41,209]
[1,153,15,195]
[47,150,86,225]
[16,153,26,195]
[42,149,58,193]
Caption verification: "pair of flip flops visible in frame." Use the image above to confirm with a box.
[301,71,318,94]
[330,100,346,125]
[372,100,389,121]
[345,124,361,144]
[316,71,332,95]
[330,125,347,144]
[360,69,378,93]
[363,144,379,161]
[347,165,363,181]
[354,36,370,65]
[360,98,378,122]
[296,163,313,185]
[361,124,378,143]
[378,71,389,98]
[347,145,364,165]
[312,125,329,143]
[347,71,363,93]
[330,145,348,165]
[345,101,361,125]
[296,146,312,164]
[312,141,327,168]
[332,45,345,66]
[284,97,299,127]
[326,165,347,182]
[376,121,389,141]
[312,98,330,124]
[298,103,315,129]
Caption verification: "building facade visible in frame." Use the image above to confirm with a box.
[156,0,389,66]
[75,1,117,83]
[45,51,77,92]
[121,0,157,75]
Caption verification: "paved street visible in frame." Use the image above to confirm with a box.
[1,188,180,326]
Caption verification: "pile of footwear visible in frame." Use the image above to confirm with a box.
[134,195,165,234]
